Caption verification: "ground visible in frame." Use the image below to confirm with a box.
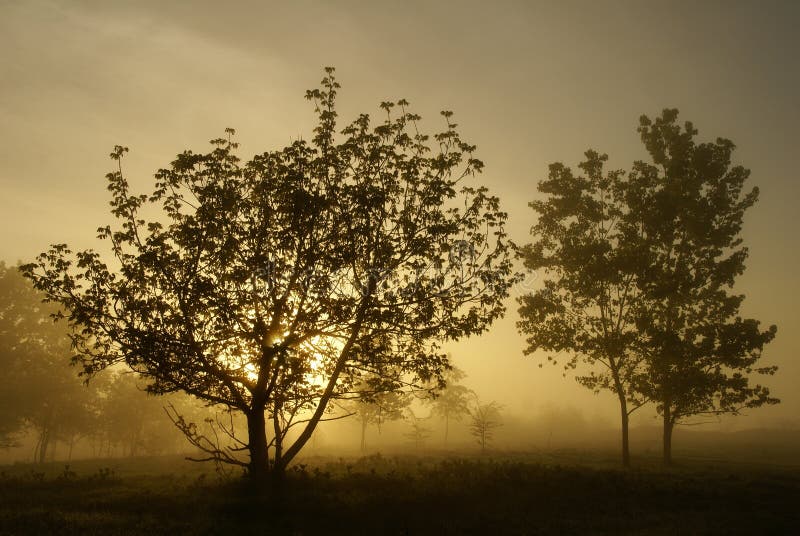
[1,451,798,535]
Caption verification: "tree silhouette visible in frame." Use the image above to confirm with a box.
[428,365,472,446]
[631,109,778,464]
[469,398,502,454]
[21,68,518,482]
[518,109,779,467]
[517,150,648,467]
[349,374,409,451]
[403,409,433,449]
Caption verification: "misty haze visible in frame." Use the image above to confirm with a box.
[1,1,799,534]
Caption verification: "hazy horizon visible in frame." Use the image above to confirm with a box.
[2,0,798,433]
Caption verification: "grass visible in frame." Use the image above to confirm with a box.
[1,452,798,535]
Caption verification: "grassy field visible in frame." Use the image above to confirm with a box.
[1,451,798,535]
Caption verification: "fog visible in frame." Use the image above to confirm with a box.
[1,0,799,464]
[4,367,798,468]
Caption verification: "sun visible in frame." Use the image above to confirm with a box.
[227,336,333,389]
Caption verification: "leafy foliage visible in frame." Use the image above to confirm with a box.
[630,110,778,460]
[21,68,519,479]
[516,150,648,465]
[518,108,779,465]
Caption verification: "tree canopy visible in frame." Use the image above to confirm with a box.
[630,109,778,463]
[21,68,519,480]
[518,109,778,466]
[516,150,648,466]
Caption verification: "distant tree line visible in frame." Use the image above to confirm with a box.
[2,259,503,465]
[0,264,197,461]
[346,365,503,453]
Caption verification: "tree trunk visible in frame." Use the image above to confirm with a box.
[247,409,269,481]
[360,417,367,451]
[37,428,50,464]
[33,435,41,464]
[278,295,372,468]
[272,410,283,471]
[444,412,449,446]
[271,412,287,494]
[662,403,673,466]
[609,360,631,468]
[618,393,631,468]
[130,427,141,457]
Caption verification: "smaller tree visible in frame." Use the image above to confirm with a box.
[468,398,503,454]
[428,365,472,446]
[53,385,99,462]
[99,372,193,457]
[403,410,433,450]
[349,375,410,451]
[517,151,648,467]
[630,109,779,464]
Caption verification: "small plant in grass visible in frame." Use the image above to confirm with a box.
[57,464,77,481]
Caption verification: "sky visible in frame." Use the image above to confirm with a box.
[1,0,798,430]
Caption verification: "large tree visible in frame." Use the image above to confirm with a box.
[630,109,778,464]
[517,150,648,467]
[21,69,518,482]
